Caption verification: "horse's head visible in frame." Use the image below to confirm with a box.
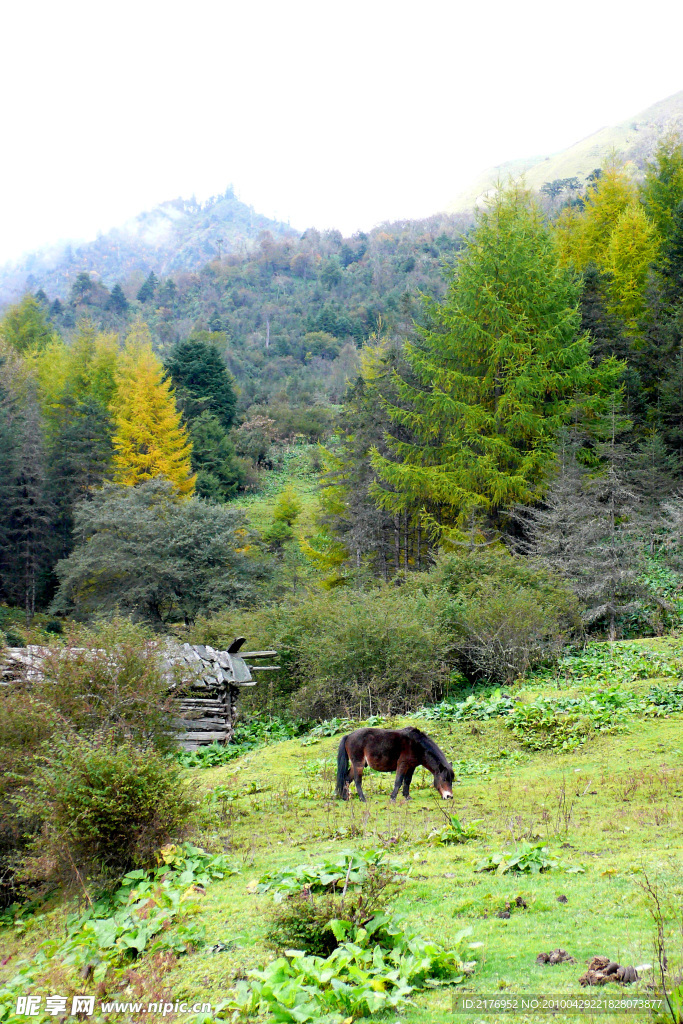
[434,764,454,799]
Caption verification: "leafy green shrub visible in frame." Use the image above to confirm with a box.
[20,735,194,885]
[267,891,344,957]
[33,618,187,752]
[288,588,449,718]
[429,813,485,845]
[265,854,403,956]
[530,641,683,687]
[415,688,516,722]
[509,690,635,750]
[228,916,476,1023]
[257,849,399,901]
[435,551,580,683]
[475,842,559,875]
[446,584,570,683]
[0,844,235,1013]
[2,629,25,647]
[176,714,307,768]
[0,692,61,908]
[193,584,448,718]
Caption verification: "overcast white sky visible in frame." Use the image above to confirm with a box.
[1,0,683,264]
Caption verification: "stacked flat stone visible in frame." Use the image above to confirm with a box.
[0,646,49,685]
[170,643,255,750]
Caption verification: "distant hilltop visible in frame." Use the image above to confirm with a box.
[447,89,683,212]
[0,188,297,305]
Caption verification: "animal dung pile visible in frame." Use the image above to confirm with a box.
[579,957,639,985]
[497,897,528,918]
[536,949,577,965]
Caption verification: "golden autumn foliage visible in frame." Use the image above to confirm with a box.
[554,164,660,331]
[111,322,195,495]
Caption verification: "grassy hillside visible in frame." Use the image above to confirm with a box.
[2,639,682,1022]
[448,90,683,211]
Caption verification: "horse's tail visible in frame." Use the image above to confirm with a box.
[335,735,350,799]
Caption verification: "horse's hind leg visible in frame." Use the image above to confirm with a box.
[351,762,366,802]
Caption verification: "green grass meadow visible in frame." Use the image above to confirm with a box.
[2,641,683,1024]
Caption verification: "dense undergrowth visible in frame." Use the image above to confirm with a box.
[0,844,236,1023]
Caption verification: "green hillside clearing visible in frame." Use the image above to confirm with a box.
[2,639,682,1023]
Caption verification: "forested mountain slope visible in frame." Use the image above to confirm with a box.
[41,212,473,414]
[0,188,296,304]
[449,89,683,210]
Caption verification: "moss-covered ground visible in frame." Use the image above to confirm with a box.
[3,640,683,1024]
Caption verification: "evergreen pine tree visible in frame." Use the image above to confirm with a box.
[136,272,158,303]
[107,283,129,314]
[641,134,683,241]
[165,338,238,429]
[189,411,244,501]
[0,384,53,621]
[371,184,622,532]
[46,395,114,565]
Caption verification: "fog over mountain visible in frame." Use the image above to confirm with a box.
[0,188,296,305]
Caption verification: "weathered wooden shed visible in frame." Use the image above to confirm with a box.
[167,640,277,749]
[0,638,277,751]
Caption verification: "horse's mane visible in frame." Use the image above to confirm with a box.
[402,726,449,766]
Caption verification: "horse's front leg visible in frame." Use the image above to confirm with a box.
[402,766,416,799]
[351,762,366,802]
[390,762,407,801]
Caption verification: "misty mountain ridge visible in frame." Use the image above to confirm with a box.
[0,188,296,304]
[447,89,683,211]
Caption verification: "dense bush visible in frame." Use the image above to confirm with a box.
[193,584,449,718]
[0,619,192,900]
[19,734,194,884]
[259,850,404,956]
[0,692,59,907]
[193,550,578,715]
[35,618,185,752]
[434,551,580,683]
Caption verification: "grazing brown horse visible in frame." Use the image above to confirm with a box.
[335,726,454,802]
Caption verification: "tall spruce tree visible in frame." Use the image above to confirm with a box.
[189,411,244,501]
[165,338,238,430]
[46,395,114,565]
[371,184,622,533]
[0,382,53,621]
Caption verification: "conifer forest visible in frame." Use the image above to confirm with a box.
[3,127,683,1024]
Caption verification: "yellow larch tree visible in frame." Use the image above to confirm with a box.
[555,164,638,271]
[112,322,195,495]
[604,204,660,325]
